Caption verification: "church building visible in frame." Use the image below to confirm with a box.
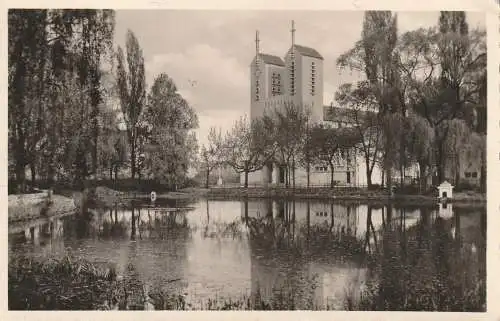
[243,21,376,187]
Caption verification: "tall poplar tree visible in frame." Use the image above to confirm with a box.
[116,30,146,180]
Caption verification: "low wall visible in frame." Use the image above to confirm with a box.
[8,191,76,223]
[207,187,486,206]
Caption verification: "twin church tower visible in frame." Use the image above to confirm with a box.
[245,21,360,187]
[249,21,325,123]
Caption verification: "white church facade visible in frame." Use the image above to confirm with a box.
[241,21,415,188]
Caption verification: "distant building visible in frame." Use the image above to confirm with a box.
[244,21,384,187]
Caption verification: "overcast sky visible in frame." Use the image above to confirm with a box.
[113,10,485,148]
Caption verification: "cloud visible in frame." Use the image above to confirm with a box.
[145,43,250,149]
[146,43,249,112]
[115,10,486,155]
[196,109,243,148]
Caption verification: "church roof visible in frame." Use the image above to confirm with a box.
[323,106,351,123]
[258,53,285,67]
[323,105,375,123]
[293,44,323,60]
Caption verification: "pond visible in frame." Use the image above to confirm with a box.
[8,198,486,311]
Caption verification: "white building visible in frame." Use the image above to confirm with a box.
[243,21,387,187]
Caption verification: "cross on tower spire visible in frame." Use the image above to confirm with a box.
[255,30,260,55]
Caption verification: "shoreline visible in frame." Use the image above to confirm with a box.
[206,187,486,207]
[8,191,76,224]
[8,186,485,226]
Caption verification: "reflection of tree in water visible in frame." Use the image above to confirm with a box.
[244,200,365,261]
[92,202,191,241]
[243,199,368,310]
[201,199,246,240]
[62,209,99,240]
[100,205,129,239]
[357,206,486,311]
[146,210,189,240]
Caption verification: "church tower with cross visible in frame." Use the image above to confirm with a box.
[250,21,325,123]
[244,21,393,187]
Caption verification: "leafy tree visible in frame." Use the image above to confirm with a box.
[334,88,383,189]
[337,11,486,189]
[262,103,310,188]
[200,127,223,188]
[403,12,485,183]
[8,9,115,192]
[405,114,435,192]
[470,132,486,192]
[442,119,471,185]
[297,122,314,187]
[337,11,400,190]
[97,106,127,180]
[310,125,360,188]
[143,73,198,189]
[116,29,146,180]
[223,115,274,188]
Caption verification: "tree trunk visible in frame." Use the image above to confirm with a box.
[292,159,296,189]
[381,170,385,188]
[110,166,113,180]
[454,156,460,186]
[400,136,405,187]
[244,170,248,188]
[366,157,372,189]
[205,168,210,189]
[330,162,335,188]
[131,206,136,240]
[306,163,310,188]
[30,161,36,186]
[130,131,136,179]
[366,171,373,189]
[285,164,290,188]
[436,140,446,184]
[92,121,98,180]
[419,163,427,194]
[16,162,26,193]
[400,164,404,187]
[387,167,393,196]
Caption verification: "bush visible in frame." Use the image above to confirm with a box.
[9,255,120,310]
[454,181,479,193]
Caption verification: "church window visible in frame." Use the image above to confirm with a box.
[290,60,296,96]
[255,79,260,101]
[311,62,316,96]
[272,72,282,96]
[315,166,328,172]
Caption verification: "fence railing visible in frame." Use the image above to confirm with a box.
[209,183,385,190]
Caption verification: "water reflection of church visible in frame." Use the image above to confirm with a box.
[239,199,470,309]
[241,199,375,309]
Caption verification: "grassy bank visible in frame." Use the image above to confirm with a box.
[8,255,332,310]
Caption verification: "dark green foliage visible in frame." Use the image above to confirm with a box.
[8,9,116,192]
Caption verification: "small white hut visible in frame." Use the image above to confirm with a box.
[437,181,454,199]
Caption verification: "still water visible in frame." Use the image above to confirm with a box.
[8,198,486,310]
